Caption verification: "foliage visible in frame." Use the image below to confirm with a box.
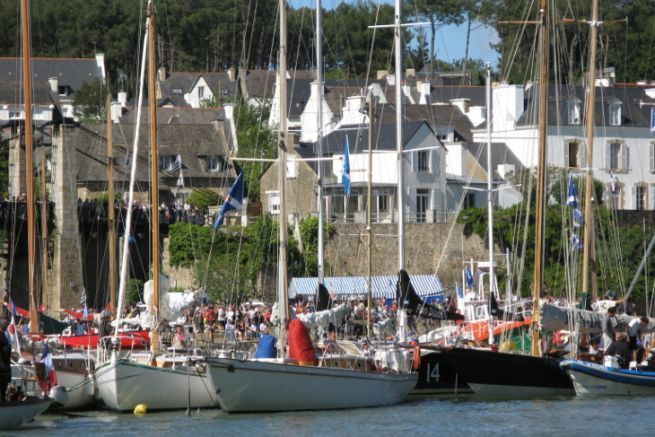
[127,278,144,306]
[73,79,108,121]
[187,189,221,210]
[168,222,214,267]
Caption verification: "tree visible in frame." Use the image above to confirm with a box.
[73,79,107,121]
[187,189,221,210]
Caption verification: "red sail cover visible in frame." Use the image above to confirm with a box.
[288,319,317,362]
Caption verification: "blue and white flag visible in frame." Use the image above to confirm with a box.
[342,136,351,196]
[465,267,475,288]
[213,170,244,230]
[566,175,578,208]
[170,154,183,172]
[651,108,655,132]
[571,234,583,251]
[40,343,58,387]
[572,208,584,227]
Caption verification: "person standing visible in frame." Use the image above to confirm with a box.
[602,307,619,351]
[628,316,649,363]
[0,319,11,401]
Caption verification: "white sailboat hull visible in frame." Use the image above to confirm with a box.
[0,399,52,429]
[208,357,417,412]
[562,360,655,396]
[57,370,95,410]
[95,359,217,411]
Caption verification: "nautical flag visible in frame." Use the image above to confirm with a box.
[566,175,578,208]
[39,343,58,389]
[465,267,475,288]
[609,171,617,193]
[213,170,244,230]
[456,284,464,300]
[342,136,351,196]
[8,298,20,355]
[572,208,584,227]
[651,108,655,132]
[176,168,185,188]
[571,234,583,251]
[170,154,183,172]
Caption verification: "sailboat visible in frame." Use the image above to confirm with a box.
[94,0,216,411]
[206,0,416,413]
[440,0,576,397]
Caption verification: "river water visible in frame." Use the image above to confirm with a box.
[11,395,655,436]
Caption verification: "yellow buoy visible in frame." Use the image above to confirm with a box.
[134,404,148,415]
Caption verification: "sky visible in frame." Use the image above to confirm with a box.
[290,0,500,65]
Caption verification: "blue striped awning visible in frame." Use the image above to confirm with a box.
[289,274,445,300]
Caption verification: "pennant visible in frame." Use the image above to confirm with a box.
[213,171,244,230]
[651,107,655,132]
[465,267,475,288]
[342,136,351,196]
[566,175,578,208]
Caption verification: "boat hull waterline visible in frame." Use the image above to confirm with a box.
[561,360,655,396]
[0,399,53,429]
[208,357,417,412]
[95,359,217,411]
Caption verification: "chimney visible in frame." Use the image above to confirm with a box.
[157,67,167,82]
[48,77,59,93]
[450,98,471,113]
[228,67,236,81]
[118,91,128,108]
[111,101,122,123]
[376,70,388,80]
[406,68,416,78]
[418,82,431,105]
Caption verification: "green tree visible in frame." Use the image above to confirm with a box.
[73,79,107,121]
[187,189,221,210]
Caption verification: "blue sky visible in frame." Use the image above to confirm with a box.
[290,0,500,65]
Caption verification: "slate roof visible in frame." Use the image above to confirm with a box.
[0,80,57,105]
[0,57,102,93]
[427,85,486,107]
[119,107,226,125]
[158,71,239,106]
[464,142,526,180]
[377,104,474,143]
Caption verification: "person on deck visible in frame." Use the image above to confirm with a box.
[605,331,631,369]
[602,306,619,351]
[0,319,11,402]
[628,316,649,363]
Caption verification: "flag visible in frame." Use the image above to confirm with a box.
[571,234,583,251]
[342,136,351,196]
[456,284,464,300]
[83,303,89,320]
[465,267,475,288]
[609,171,617,193]
[8,298,20,355]
[170,154,183,172]
[39,343,58,390]
[213,170,244,230]
[176,168,184,188]
[566,175,578,208]
[572,208,584,227]
[651,108,655,132]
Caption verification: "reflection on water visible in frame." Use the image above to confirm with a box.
[14,396,655,436]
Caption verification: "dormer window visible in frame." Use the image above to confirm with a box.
[567,100,581,125]
[159,154,178,170]
[198,86,205,99]
[207,155,223,172]
[58,85,69,97]
[172,88,183,95]
[609,101,622,126]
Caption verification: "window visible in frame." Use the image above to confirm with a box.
[417,150,430,172]
[635,185,646,211]
[463,192,475,209]
[159,154,177,170]
[567,101,581,125]
[416,188,429,222]
[198,86,205,99]
[207,156,223,172]
[286,159,297,178]
[378,194,389,213]
[9,111,20,119]
[606,141,628,171]
[333,196,344,215]
[609,102,622,126]
[567,141,580,168]
[267,191,280,214]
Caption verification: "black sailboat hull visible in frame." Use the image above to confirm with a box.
[441,348,575,397]
[410,350,472,396]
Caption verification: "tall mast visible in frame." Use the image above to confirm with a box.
[315,0,325,288]
[40,134,48,313]
[485,63,494,345]
[21,0,37,333]
[106,94,117,312]
[147,0,160,352]
[366,98,374,338]
[531,0,549,357]
[277,0,289,358]
[394,0,404,271]
[581,0,599,300]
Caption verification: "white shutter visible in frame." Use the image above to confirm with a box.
[622,144,629,171]
[579,141,587,169]
[650,185,655,210]
[411,151,417,173]
[429,149,435,174]
[650,144,655,173]
[631,185,636,209]
[605,143,610,169]
[563,142,569,168]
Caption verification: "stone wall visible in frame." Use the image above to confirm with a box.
[162,237,194,290]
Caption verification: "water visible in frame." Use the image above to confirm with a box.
[10,396,655,436]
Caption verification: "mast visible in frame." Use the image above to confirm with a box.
[531,0,549,357]
[485,63,494,345]
[366,97,374,338]
[147,0,160,352]
[21,0,38,333]
[394,0,404,271]
[40,134,48,313]
[315,0,325,290]
[106,94,117,312]
[581,0,599,300]
[277,0,289,358]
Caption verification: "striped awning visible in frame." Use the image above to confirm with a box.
[289,274,445,299]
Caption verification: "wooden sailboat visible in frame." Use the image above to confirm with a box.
[440,0,575,397]
[94,0,216,411]
[206,0,416,413]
